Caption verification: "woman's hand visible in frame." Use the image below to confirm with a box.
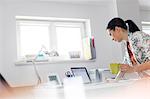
[120,64,135,73]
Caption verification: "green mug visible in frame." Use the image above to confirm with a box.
[109,63,121,74]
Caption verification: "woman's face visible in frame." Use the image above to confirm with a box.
[108,27,123,42]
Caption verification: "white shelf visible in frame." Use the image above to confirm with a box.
[15,59,96,66]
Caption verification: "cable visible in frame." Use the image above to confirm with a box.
[31,45,49,85]
[32,49,42,85]
[32,60,42,85]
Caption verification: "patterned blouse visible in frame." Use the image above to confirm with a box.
[122,31,150,77]
[123,31,150,65]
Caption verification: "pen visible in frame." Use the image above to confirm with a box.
[115,71,126,81]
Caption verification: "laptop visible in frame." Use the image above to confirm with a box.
[71,67,91,84]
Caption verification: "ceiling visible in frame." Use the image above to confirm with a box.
[1,0,150,10]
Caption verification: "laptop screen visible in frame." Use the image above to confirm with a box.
[71,67,91,83]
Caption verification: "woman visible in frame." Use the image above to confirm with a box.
[106,17,150,78]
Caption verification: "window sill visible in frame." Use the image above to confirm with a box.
[15,58,96,66]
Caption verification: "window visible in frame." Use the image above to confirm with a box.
[16,16,92,61]
[56,24,83,57]
[142,21,150,35]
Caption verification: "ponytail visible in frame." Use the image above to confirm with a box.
[125,20,140,33]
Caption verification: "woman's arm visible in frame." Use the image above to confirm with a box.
[134,61,150,72]
[120,61,150,73]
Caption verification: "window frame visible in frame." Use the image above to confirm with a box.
[141,21,150,35]
[16,20,51,58]
[53,22,85,58]
[16,16,91,60]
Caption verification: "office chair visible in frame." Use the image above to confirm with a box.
[0,73,10,89]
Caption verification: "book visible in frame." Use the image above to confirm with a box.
[82,36,96,60]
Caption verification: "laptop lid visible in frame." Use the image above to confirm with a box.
[71,67,91,84]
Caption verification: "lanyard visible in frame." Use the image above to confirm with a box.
[126,41,149,78]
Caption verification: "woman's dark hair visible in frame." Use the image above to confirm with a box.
[106,17,140,33]
[106,17,127,31]
[125,20,140,33]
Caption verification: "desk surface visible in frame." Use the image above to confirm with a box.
[1,78,150,99]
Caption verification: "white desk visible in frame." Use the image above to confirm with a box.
[1,78,150,99]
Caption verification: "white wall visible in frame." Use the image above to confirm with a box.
[107,0,123,64]
[0,3,3,73]
[116,0,141,29]
[140,9,150,22]
[1,1,123,87]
